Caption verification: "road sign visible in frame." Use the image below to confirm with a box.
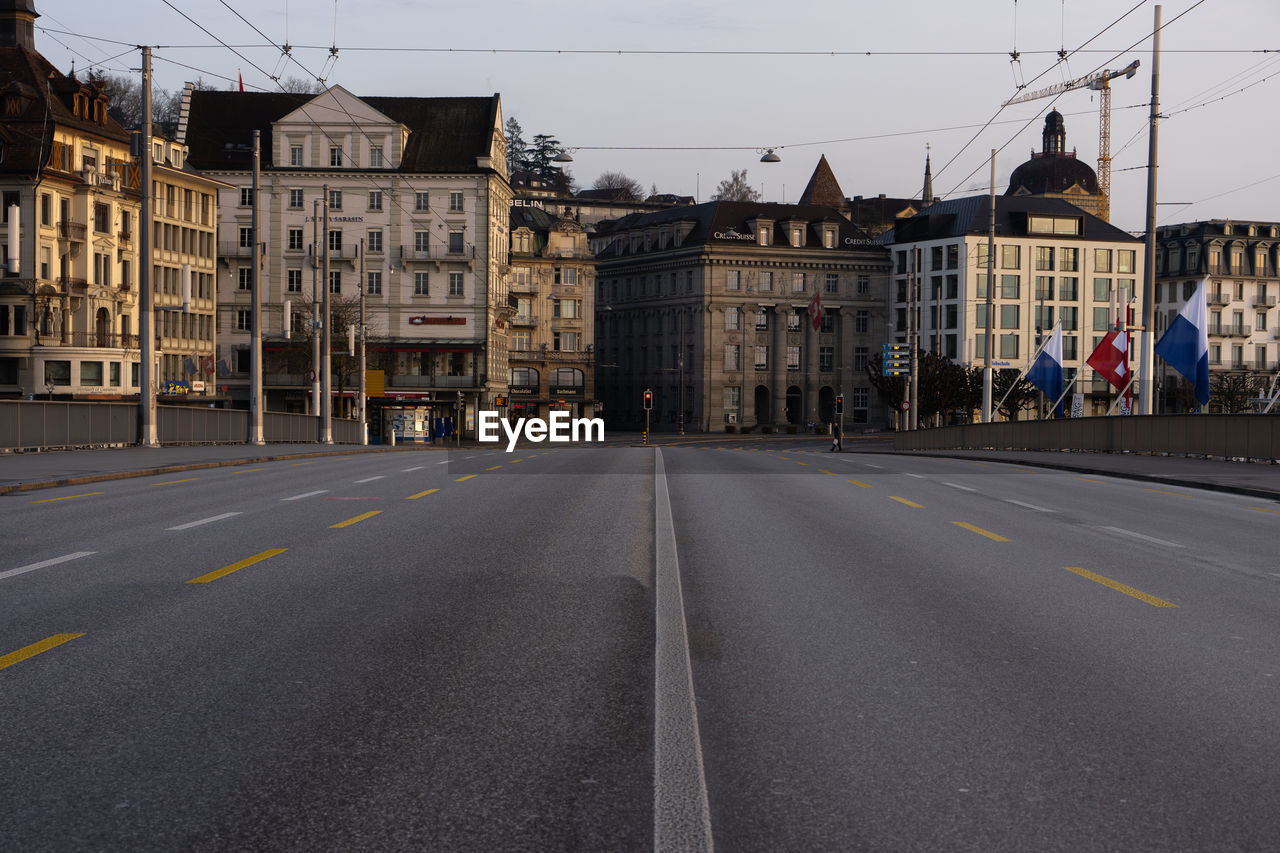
[900,400,910,411]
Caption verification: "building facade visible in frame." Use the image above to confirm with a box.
[887,195,1144,416]
[183,86,512,436]
[594,200,891,431]
[507,201,595,421]
[1154,220,1280,409]
[0,9,144,400]
[149,134,224,399]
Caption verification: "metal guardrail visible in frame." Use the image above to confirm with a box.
[1,401,363,450]
[892,414,1280,461]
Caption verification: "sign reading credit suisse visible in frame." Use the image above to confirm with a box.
[408,316,466,326]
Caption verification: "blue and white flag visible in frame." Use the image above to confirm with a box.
[1025,322,1064,417]
[1154,277,1210,407]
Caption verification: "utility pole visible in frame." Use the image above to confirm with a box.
[321,184,333,443]
[138,46,158,446]
[358,237,367,444]
[248,129,264,444]
[678,307,685,435]
[908,246,918,430]
[1138,4,1162,415]
[982,149,996,423]
[311,199,320,417]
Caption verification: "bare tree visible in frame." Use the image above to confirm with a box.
[91,71,180,133]
[710,168,761,202]
[277,76,324,95]
[590,171,644,201]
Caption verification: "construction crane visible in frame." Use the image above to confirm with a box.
[1003,60,1140,222]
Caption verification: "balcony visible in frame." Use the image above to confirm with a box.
[1209,324,1252,338]
[59,276,88,294]
[401,243,476,262]
[510,277,538,294]
[57,220,87,242]
[386,374,478,389]
[510,314,538,327]
[1253,295,1277,308]
[218,241,254,259]
[509,348,592,363]
[118,229,133,247]
[1208,292,1231,306]
[38,331,137,349]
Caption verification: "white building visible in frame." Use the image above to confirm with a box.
[886,195,1145,416]
[182,85,511,433]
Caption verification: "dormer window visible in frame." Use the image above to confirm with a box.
[790,226,804,247]
[822,226,837,249]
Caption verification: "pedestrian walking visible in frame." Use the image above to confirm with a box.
[830,421,843,451]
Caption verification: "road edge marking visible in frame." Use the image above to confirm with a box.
[653,448,714,852]
[1064,567,1178,608]
[0,633,85,671]
[953,521,1011,542]
[186,548,287,584]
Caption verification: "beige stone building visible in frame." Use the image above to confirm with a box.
[1154,219,1280,410]
[594,196,891,431]
[507,201,595,421]
[183,86,512,436]
[0,6,144,400]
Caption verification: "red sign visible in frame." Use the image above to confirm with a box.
[408,316,465,326]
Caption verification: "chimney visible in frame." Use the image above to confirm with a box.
[0,0,39,51]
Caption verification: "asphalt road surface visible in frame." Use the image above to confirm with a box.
[3,443,1279,851]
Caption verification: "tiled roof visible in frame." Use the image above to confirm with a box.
[184,90,499,173]
[798,155,847,210]
[595,200,874,258]
[883,194,1140,244]
[0,45,130,174]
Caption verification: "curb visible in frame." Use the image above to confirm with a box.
[0,446,418,496]
[887,449,1280,503]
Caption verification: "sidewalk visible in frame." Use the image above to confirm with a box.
[893,447,1280,502]
[0,443,418,495]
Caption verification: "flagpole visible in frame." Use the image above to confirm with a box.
[1049,372,1082,418]
[994,320,1061,416]
[1106,375,1138,416]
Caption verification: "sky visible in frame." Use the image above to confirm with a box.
[34,1,1280,234]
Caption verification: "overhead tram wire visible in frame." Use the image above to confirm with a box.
[31,27,1280,58]
[937,0,1207,202]
[929,0,1148,198]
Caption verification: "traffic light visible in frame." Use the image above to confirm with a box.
[643,389,653,410]
[834,394,844,416]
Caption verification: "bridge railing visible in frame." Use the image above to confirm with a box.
[0,400,363,450]
[892,414,1280,462]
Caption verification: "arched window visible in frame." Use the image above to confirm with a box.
[550,367,583,387]
[510,367,539,387]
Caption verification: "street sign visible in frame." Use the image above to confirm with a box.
[900,400,910,411]
[882,343,911,376]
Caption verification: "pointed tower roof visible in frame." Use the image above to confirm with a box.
[921,145,934,207]
[798,155,849,216]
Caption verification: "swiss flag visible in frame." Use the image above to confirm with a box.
[1086,325,1131,399]
[808,291,822,331]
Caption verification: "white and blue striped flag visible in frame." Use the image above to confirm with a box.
[1154,277,1210,407]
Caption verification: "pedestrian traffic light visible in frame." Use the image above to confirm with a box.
[643,389,653,410]
[835,394,844,416]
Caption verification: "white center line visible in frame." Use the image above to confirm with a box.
[1101,525,1184,548]
[905,473,926,479]
[282,490,328,501]
[435,460,451,465]
[1006,499,1055,512]
[402,466,424,472]
[464,455,476,460]
[354,476,385,484]
[944,482,977,492]
[167,512,242,531]
[865,464,885,469]
[0,552,96,583]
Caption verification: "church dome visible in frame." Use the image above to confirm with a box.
[1005,111,1100,198]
